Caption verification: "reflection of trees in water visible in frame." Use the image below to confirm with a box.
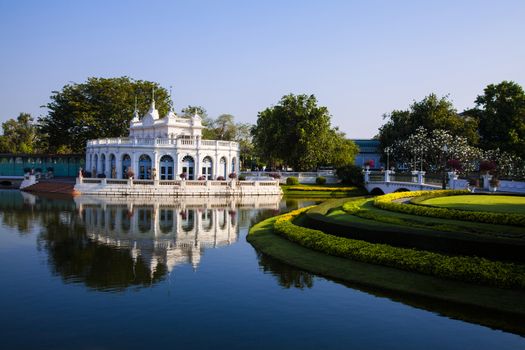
[0,192,167,292]
[0,191,73,235]
[256,252,313,289]
[37,214,166,292]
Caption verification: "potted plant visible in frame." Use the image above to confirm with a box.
[489,177,500,192]
[468,178,479,192]
[198,175,206,180]
[216,176,225,181]
[126,168,135,179]
[179,172,187,180]
[364,159,374,170]
[228,172,237,179]
[479,160,496,174]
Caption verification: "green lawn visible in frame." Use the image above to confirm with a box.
[308,197,525,239]
[420,195,525,214]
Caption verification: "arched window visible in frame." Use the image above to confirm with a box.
[122,154,131,178]
[160,155,174,180]
[202,156,213,180]
[181,156,195,180]
[109,154,116,178]
[231,157,236,174]
[219,157,227,178]
[100,154,106,175]
[138,154,152,179]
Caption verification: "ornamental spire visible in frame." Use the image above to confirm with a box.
[131,95,139,122]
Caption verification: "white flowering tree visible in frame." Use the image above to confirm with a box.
[387,127,525,179]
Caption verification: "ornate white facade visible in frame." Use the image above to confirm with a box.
[85,99,240,180]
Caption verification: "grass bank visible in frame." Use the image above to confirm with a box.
[281,183,367,197]
[247,215,525,334]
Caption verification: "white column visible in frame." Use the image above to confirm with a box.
[105,153,110,178]
[132,152,138,178]
[116,155,122,179]
[153,151,159,180]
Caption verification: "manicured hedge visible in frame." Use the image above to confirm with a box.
[374,190,525,227]
[273,207,525,289]
[286,176,299,185]
[287,186,361,192]
[315,176,327,185]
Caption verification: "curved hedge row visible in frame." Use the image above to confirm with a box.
[287,186,361,192]
[374,190,525,227]
[274,207,525,289]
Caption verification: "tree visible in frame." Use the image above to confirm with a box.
[473,81,525,159]
[38,77,170,153]
[0,113,38,153]
[235,122,255,170]
[252,94,357,171]
[378,93,479,153]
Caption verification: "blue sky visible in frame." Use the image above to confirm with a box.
[0,0,524,138]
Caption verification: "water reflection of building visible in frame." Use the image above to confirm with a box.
[77,195,281,274]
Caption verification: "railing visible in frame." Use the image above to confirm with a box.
[87,137,239,150]
[106,179,128,185]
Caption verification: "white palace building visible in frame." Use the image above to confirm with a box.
[76,97,281,196]
[85,98,239,181]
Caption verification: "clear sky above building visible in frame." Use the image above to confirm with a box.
[0,0,524,138]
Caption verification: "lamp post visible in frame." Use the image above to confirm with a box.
[442,144,448,189]
[385,146,391,171]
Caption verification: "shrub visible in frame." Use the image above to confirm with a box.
[238,174,246,181]
[97,173,106,178]
[490,178,500,187]
[23,167,31,174]
[179,172,187,179]
[198,176,206,180]
[286,176,299,185]
[216,176,225,180]
[126,169,135,179]
[271,207,525,289]
[315,176,326,185]
[268,172,281,179]
[228,172,237,179]
[336,164,364,186]
[47,167,54,172]
[83,171,92,178]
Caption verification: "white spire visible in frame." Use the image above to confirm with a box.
[131,96,140,122]
[145,87,159,120]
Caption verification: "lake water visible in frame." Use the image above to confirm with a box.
[0,191,523,350]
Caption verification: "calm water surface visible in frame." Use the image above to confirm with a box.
[0,190,523,350]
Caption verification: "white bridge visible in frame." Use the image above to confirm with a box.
[364,170,456,194]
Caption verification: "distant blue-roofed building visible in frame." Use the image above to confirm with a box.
[352,139,383,169]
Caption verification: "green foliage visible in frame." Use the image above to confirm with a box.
[378,93,479,153]
[238,174,246,181]
[474,81,525,159]
[252,94,357,171]
[286,176,299,185]
[315,176,326,185]
[374,190,525,226]
[273,208,525,289]
[336,164,364,186]
[38,77,170,153]
[0,113,39,153]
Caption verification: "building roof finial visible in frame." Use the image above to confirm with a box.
[131,95,140,122]
[169,85,174,112]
